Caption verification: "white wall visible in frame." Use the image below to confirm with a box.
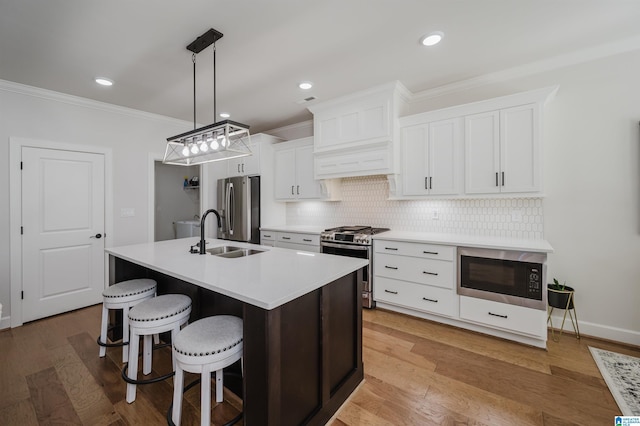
[0,81,193,323]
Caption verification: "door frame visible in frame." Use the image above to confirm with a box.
[9,137,113,327]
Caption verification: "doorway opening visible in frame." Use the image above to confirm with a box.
[153,161,201,241]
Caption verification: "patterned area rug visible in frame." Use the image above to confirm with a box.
[589,346,640,416]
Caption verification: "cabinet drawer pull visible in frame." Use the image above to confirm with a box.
[502,171,505,186]
[384,266,398,270]
[423,251,438,255]
[495,172,499,187]
[297,185,300,195]
[263,234,271,238]
[385,247,398,251]
[281,236,291,240]
[429,176,432,189]
[291,186,295,195]
[384,289,398,295]
[422,271,438,276]
[303,239,312,242]
[425,177,428,190]
[488,312,508,319]
[422,297,438,303]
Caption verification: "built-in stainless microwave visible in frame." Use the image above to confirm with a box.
[457,247,547,310]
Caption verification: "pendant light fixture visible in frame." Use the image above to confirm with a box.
[163,28,251,166]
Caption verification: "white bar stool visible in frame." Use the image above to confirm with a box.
[171,315,243,426]
[98,278,157,363]
[125,294,192,403]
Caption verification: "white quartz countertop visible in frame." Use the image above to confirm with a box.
[105,238,368,310]
[373,231,553,253]
[259,225,327,234]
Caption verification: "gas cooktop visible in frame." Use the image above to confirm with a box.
[320,226,390,245]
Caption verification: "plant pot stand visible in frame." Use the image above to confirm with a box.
[547,289,580,342]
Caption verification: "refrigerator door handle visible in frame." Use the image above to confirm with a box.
[228,182,235,235]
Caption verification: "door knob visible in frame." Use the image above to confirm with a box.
[90,233,103,239]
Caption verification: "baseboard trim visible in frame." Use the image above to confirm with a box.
[0,315,10,330]
[549,313,640,347]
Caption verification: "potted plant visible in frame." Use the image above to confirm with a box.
[547,278,575,309]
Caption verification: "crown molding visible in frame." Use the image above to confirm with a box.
[411,34,640,103]
[0,79,191,126]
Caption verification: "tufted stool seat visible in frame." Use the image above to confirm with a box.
[171,315,243,426]
[125,294,192,403]
[98,278,157,362]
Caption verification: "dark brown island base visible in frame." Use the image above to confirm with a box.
[106,238,367,425]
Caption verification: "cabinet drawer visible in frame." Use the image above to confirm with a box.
[459,296,546,338]
[374,253,454,289]
[260,231,275,241]
[374,277,456,317]
[374,240,454,261]
[277,232,320,246]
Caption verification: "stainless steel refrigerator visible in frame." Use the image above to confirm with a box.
[217,175,260,244]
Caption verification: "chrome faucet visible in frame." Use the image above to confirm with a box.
[198,209,222,255]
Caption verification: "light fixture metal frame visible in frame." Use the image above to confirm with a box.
[163,28,251,166]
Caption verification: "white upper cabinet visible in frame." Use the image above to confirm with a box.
[401,118,462,196]
[465,104,540,194]
[227,134,266,177]
[273,137,340,201]
[308,81,410,179]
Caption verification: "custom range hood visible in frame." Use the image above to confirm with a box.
[163,28,251,166]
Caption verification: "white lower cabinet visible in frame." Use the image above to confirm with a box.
[373,238,547,348]
[373,240,456,318]
[260,231,275,247]
[375,276,457,317]
[459,296,547,338]
[261,230,320,253]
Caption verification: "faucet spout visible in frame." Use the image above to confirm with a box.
[199,209,222,255]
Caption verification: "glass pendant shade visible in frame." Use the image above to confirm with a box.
[163,120,251,166]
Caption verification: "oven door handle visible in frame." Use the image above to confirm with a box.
[321,242,370,251]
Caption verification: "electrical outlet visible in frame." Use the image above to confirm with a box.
[431,210,439,220]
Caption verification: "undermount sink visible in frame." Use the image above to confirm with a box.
[206,246,244,255]
[206,246,265,258]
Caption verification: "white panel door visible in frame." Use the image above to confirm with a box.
[21,147,105,322]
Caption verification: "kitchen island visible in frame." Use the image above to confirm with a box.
[106,237,368,425]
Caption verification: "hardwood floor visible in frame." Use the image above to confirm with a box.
[0,304,637,425]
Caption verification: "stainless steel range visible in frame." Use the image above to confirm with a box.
[320,226,389,308]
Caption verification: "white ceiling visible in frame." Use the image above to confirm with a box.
[1,0,640,133]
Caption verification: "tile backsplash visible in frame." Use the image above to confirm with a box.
[286,175,544,239]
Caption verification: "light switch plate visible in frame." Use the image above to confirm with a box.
[120,207,135,217]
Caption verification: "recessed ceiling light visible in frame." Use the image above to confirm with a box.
[95,77,113,86]
[219,112,230,118]
[420,31,444,47]
[298,81,313,90]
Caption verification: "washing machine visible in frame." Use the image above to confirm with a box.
[175,220,201,239]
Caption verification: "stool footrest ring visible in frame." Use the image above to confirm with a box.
[120,342,175,385]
